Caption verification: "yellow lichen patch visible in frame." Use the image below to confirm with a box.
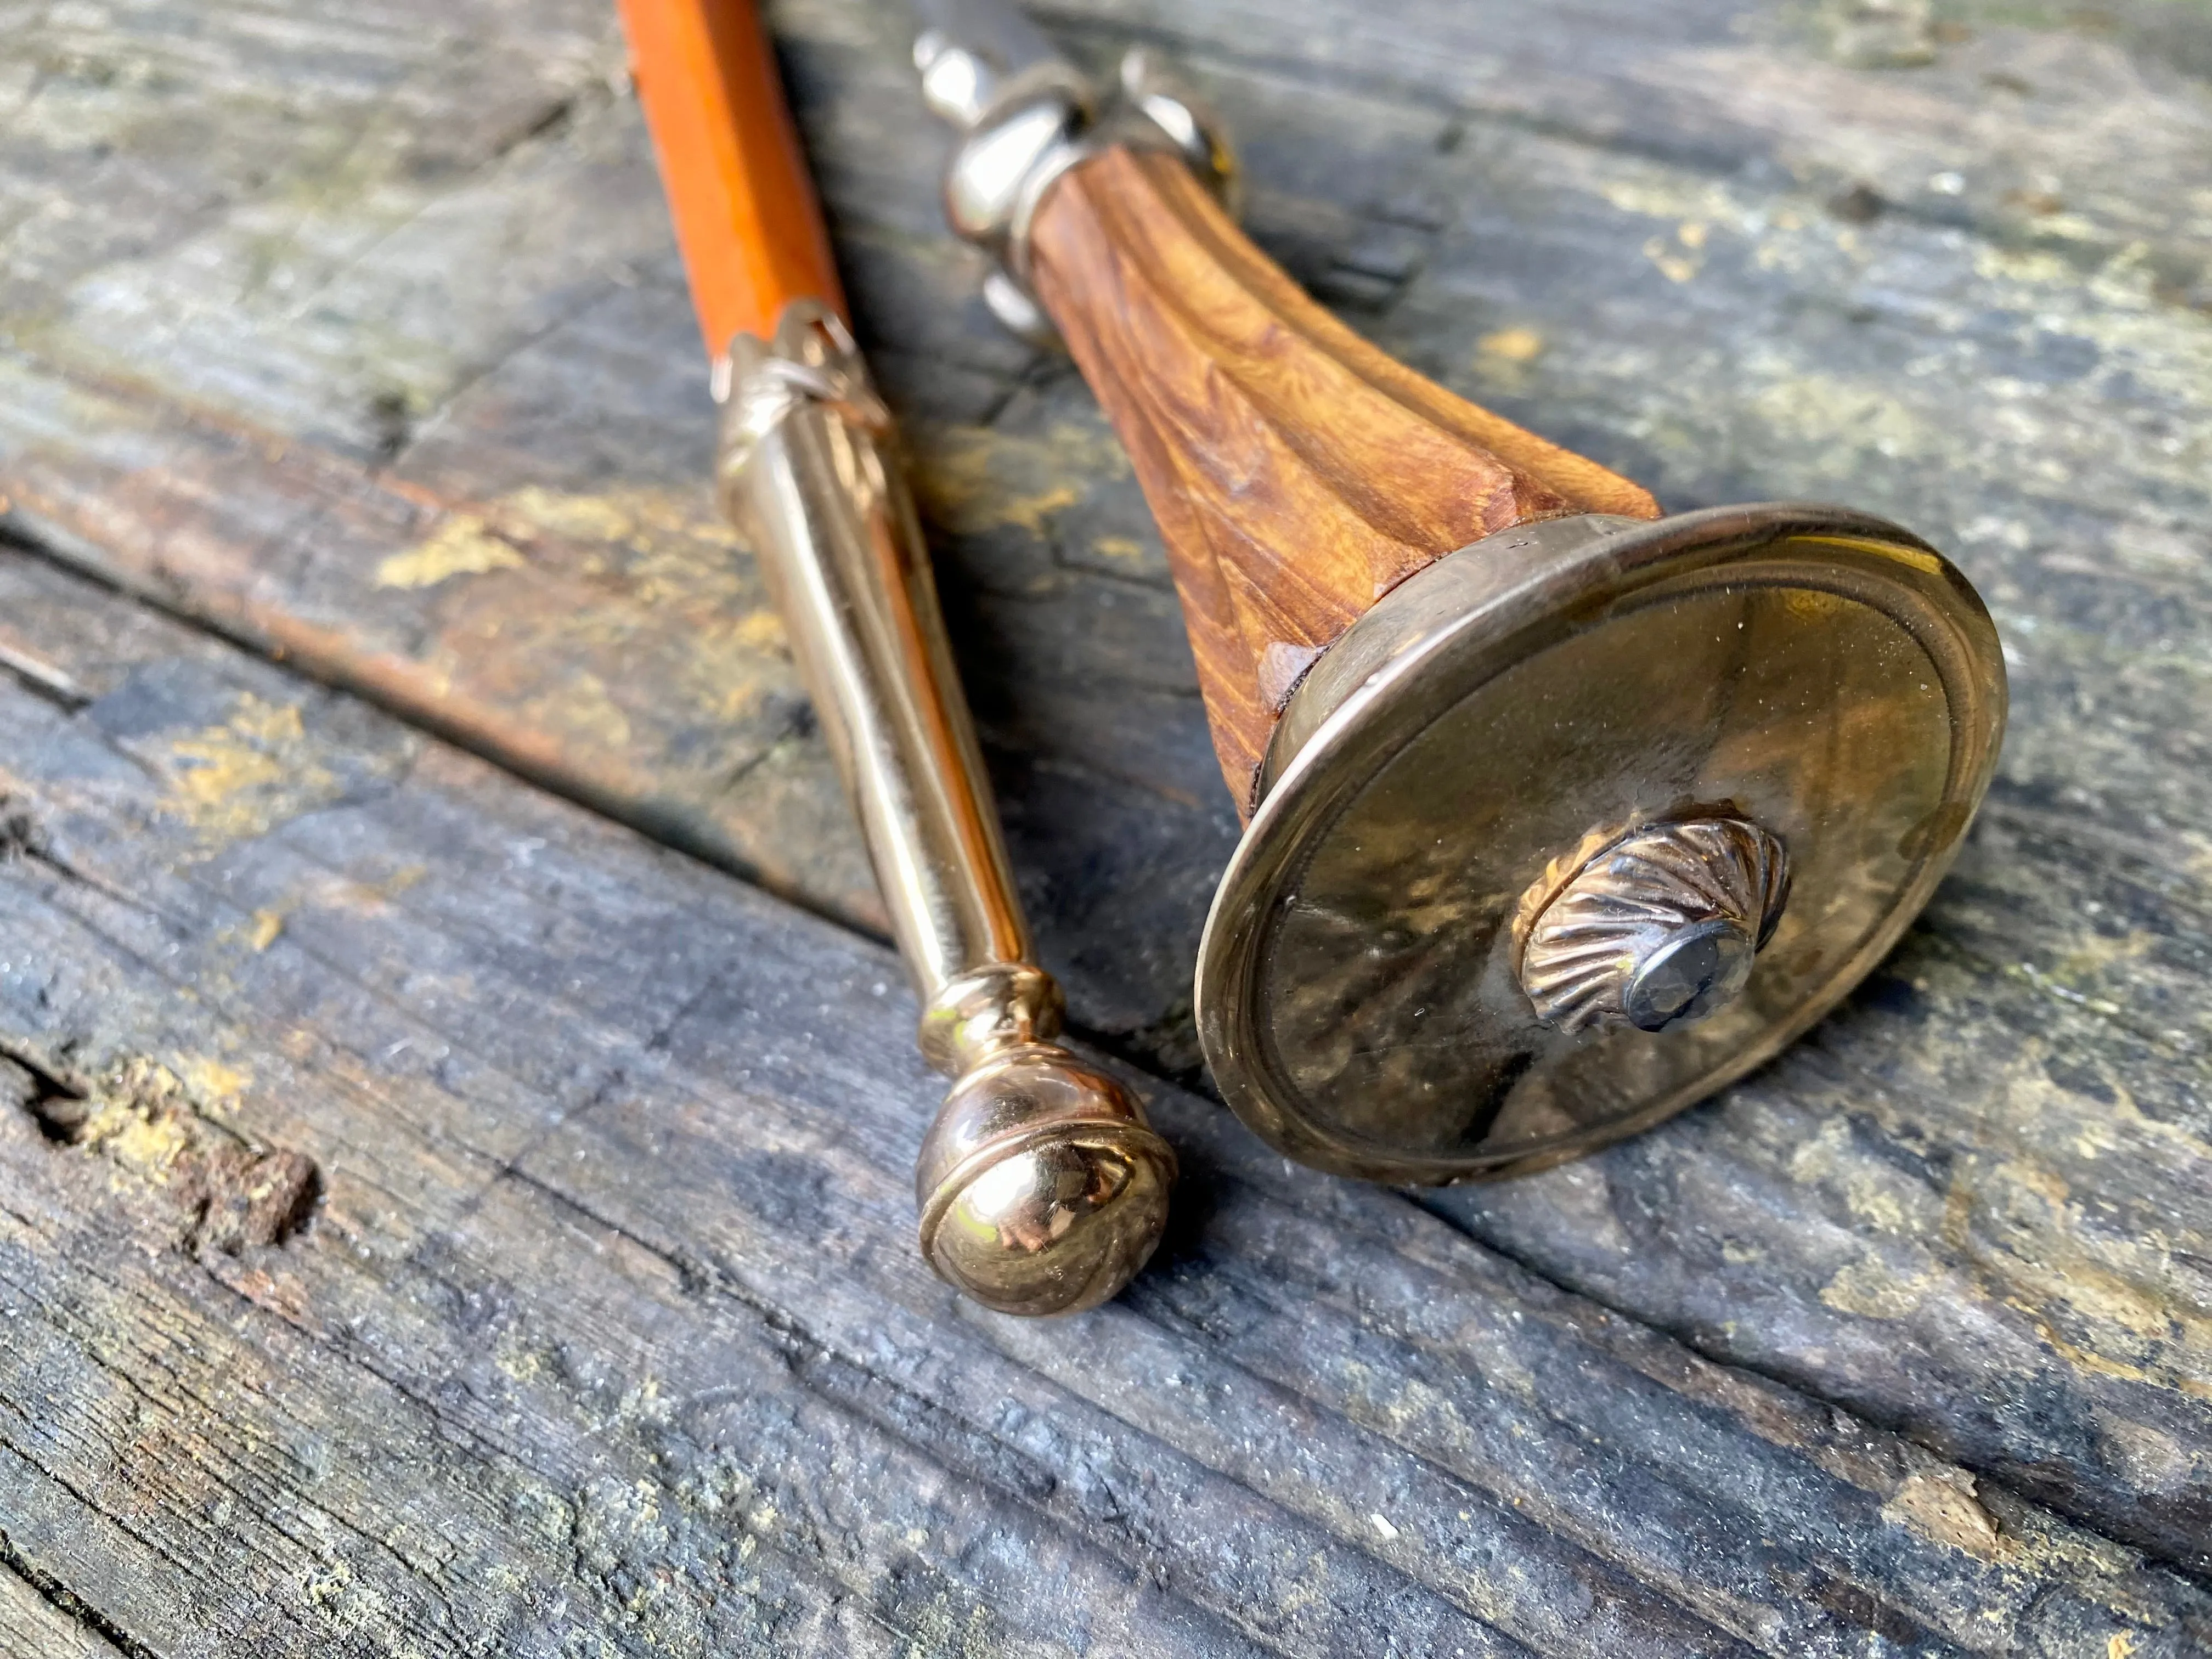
[732,610,786,651]
[398,485,746,608]
[1600,175,1742,227]
[1881,1470,2007,1561]
[1980,1158,2194,1344]
[909,422,1127,537]
[163,695,340,846]
[1478,327,1546,363]
[216,905,289,953]
[1934,1117,2212,1399]
[58,1057,302,1245]
[494,1328,552,1386]
[375,514,526,589]
[498,485,639,544]
[280,862,432,933]
[1821,1254,1937,1319]
[1089,534,1150,566]
[490,484,751,612]
[1973,243,2080,290]
[2034,1254,2187,1345]
[619,487,742,549]
[541,670,633,749]
[2018,1311,2212,1403]
[337,863,426,911]
[77,1085,196,1189]
[179,1055,250,1115]
[2045,926,2159,994]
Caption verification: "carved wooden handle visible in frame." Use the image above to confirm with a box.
[1028,145,1660,814]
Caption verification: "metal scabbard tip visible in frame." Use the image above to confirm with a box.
[916,1043,1176,1317]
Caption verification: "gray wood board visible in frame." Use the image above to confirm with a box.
[0,0,2208,1646]
[2,545,2208,1655]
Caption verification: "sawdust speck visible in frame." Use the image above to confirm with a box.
[1478,327,1545,363]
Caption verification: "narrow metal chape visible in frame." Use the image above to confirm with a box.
[717,301,1174,1315]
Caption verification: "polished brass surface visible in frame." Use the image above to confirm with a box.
[720,300,1174,1312]
[915,1043,1176,1317]
[1516,816,1791,1035]
[1197,506,2006,1184]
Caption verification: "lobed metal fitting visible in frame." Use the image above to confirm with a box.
[913,21,1238,345]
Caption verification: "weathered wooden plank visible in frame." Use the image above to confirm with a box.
[0,1548,126,1659]
[3,0,2210,1604]
[4,548,2209,1652]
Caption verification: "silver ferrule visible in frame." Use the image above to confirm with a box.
[911,0,1239,346]
[718,300,1059,1071]
[912,0,1092,130]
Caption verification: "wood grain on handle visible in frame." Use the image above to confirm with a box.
[1028,145,1661,814]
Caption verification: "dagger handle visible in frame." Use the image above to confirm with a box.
[1026,145,1661,814]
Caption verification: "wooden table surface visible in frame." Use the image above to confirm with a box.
[1,0,2209,1652]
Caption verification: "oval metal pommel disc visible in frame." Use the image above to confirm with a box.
[1194,504,2006,1184]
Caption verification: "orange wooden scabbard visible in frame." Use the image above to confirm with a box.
[618,0,845,357]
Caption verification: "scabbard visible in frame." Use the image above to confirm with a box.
[622,0,1173,1317]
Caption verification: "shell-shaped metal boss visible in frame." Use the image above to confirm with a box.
[1517,817,1792,1035]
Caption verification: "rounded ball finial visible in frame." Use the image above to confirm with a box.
[916,1044,1176,1317]
[1517,816,1790,1035]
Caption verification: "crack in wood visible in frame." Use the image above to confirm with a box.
[0,1529,154,1659]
